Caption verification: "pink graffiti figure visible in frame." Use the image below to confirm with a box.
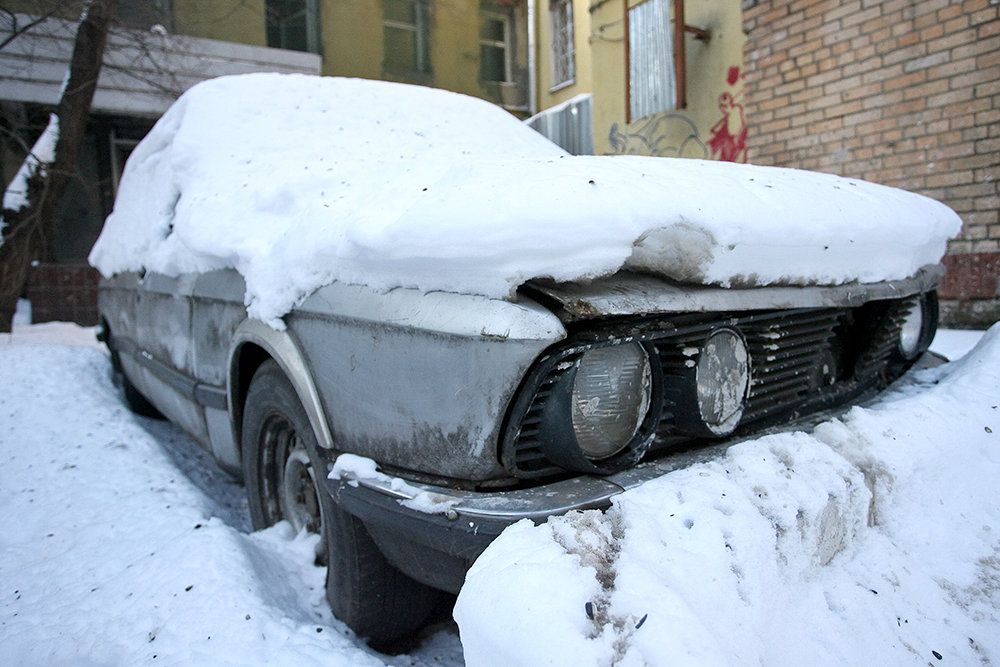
[709,67,747,163]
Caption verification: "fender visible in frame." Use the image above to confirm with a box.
[228,319,336,456]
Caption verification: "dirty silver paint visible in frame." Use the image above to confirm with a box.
[99,269,566,483]
[287,307,559,481]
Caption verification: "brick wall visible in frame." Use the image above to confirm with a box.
[742,0,1000,327]
[25,263,100,327]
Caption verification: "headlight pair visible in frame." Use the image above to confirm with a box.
[528,328,751,475]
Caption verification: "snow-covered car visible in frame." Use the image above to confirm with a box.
[90,74,960,646]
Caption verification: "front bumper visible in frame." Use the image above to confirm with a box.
[325,350,947,593]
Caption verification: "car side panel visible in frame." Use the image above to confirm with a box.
[288,313,554,482]
[101,272,210,447]
[135,273,197,376]
[191,270,248,387]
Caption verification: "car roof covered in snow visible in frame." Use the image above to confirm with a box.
[90,73,961,326]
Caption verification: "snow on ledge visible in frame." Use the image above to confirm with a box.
[89,74,961,326]
[2,113,58,215]
[330,453,459,516]
[454,325,1000,665]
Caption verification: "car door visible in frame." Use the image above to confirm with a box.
[127,272,208,443]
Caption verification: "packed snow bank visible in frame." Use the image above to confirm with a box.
[455,325,1000,666]
[930,328,987,361]
[0,344,461,666]
[90,74,960,326]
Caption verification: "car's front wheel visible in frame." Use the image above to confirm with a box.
[241,360,443,647]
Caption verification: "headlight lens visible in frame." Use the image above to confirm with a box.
[898,300,924,359]
[571,344,652,460]
[696,329,750,435]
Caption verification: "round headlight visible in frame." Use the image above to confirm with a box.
[898,301,924,359]
[571,343,652,460]
[695,329,750,436]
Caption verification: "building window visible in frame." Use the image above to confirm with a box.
[549,0,574,88]
[109,130,139,196]
[118,0,174,31]
[480,12,512,83]
[628,0,677,121]
[384,0,430,73]
[266,0,321,53]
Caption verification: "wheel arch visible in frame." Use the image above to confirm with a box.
[228,319,336,462]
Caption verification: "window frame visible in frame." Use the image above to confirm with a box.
[624,0,706,122]
[479,11,513,83]
[383,0,431,74]
[265,0,321,54]
[549,0,575,91]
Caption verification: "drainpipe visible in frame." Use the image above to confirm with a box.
[527,0,537,116]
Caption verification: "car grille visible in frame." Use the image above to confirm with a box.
[505,297,919,479]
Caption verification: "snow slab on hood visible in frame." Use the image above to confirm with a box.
[89,74,961,327]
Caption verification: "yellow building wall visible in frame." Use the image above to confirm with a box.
[536,0,593,109]
[591,0,746,158]
[169,1,524,112]
[322,0,382,80]
[172,0,267,46]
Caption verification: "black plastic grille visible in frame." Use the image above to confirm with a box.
[506,297,919,479]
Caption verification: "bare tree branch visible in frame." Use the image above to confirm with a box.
[0,3,73,52]
[0,0,118,331]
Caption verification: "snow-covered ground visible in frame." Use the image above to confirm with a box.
[0,323,464,666]
[1,320,994,666]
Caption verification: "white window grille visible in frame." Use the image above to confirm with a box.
[629,0,677,120]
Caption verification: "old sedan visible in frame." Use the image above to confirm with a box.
[90,74,958,646]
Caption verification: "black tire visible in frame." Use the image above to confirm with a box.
[115,358,164,419]
[241,360,443,648]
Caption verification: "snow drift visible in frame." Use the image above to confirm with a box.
[455,325,1000,666]
[89,74,961,326]
[0,339,461,666]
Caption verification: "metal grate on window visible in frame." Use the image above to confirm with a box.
[550,0,575,88]
[629,0,676,121]
[526,93,593,155]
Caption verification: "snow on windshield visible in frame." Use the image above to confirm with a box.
[89,73,961,326]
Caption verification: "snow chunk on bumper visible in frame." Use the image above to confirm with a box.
[455,326,1000,666]
[90,74,960,325]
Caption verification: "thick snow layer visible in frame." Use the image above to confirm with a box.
[1,113,58,216]
[455,325,1000,666]
[0,341,462,666]
[930,328,988,361]
[89,74,961,326]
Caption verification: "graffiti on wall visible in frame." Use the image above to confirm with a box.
[708,66,747,163]
[606,113,708,158]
